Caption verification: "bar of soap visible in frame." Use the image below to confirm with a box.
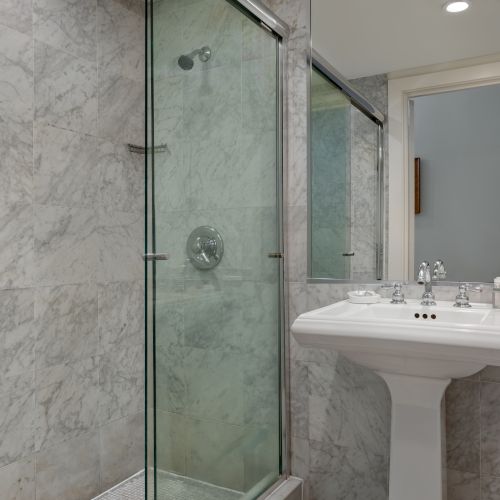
[347,290,381,304]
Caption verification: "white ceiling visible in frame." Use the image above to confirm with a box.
[312,0,500,79]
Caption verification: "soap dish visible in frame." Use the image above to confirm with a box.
[347,290,381,304]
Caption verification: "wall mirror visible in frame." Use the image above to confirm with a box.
[309,0,500,284]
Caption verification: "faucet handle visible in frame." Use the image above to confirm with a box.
[454,282,472,308]
[433,260,447,280]
[391,282,406,304]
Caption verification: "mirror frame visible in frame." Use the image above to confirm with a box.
[307,50,386,283]
[388,60,500,285]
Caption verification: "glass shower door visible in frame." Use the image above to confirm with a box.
[146,0,283,498]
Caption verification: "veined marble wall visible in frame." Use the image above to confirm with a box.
[0,0,145,498]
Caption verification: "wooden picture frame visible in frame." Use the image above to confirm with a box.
[415,157,421,214]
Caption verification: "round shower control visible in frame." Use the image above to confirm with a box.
[186,226,224,270]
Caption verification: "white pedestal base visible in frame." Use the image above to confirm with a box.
[379,372,451,500]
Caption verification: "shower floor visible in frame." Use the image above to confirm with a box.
[94,470,241,500]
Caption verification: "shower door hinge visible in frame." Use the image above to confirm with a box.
[143,253,169,261]
[268,252,284,259]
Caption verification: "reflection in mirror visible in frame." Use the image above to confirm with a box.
[412,84,500,282]
[309,58,384,281]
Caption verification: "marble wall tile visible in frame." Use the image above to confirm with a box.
[480,382,500,476]
[96,208,143,283]
[184,348,244,425]
[0,457,35,500]
[33,0,97,62]
[97,72,144,144]
[34,41,97,135]
[0,0,33,34]
[98,280,144,350]
[99,412,145,491]
[309,440,388,500]
[185,417,246,491]
[155,343,186,413]
[34,284,98,370]
[35,432,100,500]
[0,203,34,290]
[156,410,186,474]
[445,379,480,473]
[0,374,34,468]
[34,357,99,451]
[97,0,144,83]
[182,66,241,144]
[290,359,309,439]
[34,124,101,208]
[98,140,144,214]
[480,366,500,382]
[98,343,144,424]
[261,0,309,32]
[0,26,33,206]
[447,469,480,500]
[287,206,308,283]
[242,57,277,133]
[0,288,35,378]
[481,475,500,500]
[34,205,97,286]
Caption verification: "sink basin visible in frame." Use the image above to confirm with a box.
[292,298,500,500]
[292,299,500,378]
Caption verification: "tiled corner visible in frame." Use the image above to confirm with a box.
[35,432,100,500]
[99,412,144,492]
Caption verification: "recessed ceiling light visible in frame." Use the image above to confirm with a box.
[444,1,470,13]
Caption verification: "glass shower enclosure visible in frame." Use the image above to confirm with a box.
[145,0,288,498]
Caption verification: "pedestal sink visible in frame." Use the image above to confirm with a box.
[291,299,500,500]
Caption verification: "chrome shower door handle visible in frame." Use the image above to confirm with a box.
[143,253,170,261]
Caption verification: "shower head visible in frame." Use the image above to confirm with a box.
[178,46,212,70]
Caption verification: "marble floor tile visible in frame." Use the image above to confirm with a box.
[34,41,97,135]
[0,288,35,378]
[33,0,97,62]
[34,357,99,451]
[35,432,100,500]
[34,283,98,370]
[99,412,144,492]
[34,124,101,209]
[34,204,98,286]
[445,379,480,473]
[0,457,35,500]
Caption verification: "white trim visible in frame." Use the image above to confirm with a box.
[387,61,500,280]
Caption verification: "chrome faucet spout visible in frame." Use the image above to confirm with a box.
[417,261,436,306]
